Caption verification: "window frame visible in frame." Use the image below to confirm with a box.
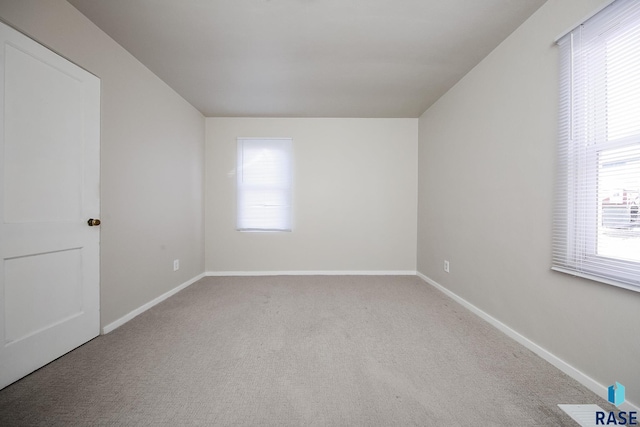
[553,0,640,292]
[236,137,293,232]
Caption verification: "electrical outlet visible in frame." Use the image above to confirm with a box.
[444,260,450,273]
[173,259,180,271]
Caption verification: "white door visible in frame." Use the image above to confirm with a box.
[0,22,100,389]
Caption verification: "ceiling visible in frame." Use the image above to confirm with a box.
[67,0,546,118]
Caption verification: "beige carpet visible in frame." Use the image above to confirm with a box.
[0,275,610,425]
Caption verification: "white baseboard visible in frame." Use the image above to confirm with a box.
[206,270,417,277]
[102,272,206,334]
[416,272,639,412]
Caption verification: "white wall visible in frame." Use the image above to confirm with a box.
[206,118,417,273]
[0,0,205,328]
[417,0,640,405]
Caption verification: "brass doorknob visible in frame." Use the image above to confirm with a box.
[87,218,101,226]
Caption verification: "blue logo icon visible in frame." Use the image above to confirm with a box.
[608,382,625,407]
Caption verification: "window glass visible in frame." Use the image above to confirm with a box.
[237,138,292,232]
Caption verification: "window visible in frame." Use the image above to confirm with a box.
[236,138,292,232]
[553,0,640,290]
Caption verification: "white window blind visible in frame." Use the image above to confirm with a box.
[553,0,640,290]
[237,138,292,232]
